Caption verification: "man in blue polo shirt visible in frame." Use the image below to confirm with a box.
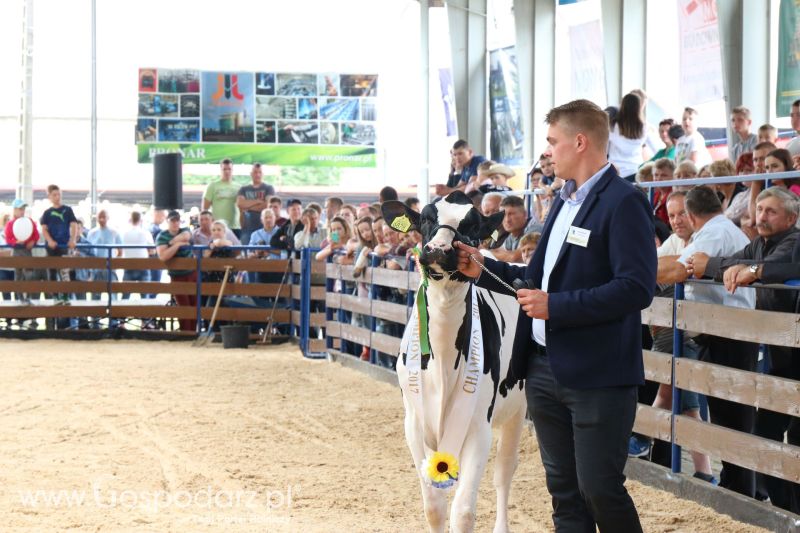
[434,139,486,197]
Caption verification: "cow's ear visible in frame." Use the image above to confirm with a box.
[381,201,420,234]
[477,211,505,240]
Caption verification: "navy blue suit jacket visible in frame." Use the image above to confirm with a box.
[479,167,657,390]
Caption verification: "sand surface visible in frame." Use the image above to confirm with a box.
[0,339,769,532]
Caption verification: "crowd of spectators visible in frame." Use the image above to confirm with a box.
[3,94,800,510]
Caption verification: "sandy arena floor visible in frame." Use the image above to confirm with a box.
[0,340,769,532]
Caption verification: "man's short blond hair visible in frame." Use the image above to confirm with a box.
[731,106,751,120]
[545,99,610,151]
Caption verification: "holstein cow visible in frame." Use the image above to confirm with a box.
[382,192,527,533]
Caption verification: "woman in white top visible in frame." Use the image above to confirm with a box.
[607,93,663,182]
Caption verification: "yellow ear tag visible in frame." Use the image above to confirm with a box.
[391,214,412,232]
[491,229,499,242]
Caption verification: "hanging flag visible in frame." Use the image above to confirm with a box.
[776,0,800,117]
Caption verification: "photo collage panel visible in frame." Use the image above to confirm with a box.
[137,69,377,147]
[136,68,201,143]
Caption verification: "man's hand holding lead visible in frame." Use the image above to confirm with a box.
[517,289,549,319]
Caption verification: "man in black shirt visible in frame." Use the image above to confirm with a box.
[270,199,303,254]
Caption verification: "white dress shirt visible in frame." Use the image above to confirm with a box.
[533,163,611,346]
[677,214,755,309]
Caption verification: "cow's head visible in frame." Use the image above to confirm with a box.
[382,192,505,281]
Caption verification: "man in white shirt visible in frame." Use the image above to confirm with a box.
[121,211,155,298]
[675,107,712,168]
[630,190,715,482]
[662,186,757,498]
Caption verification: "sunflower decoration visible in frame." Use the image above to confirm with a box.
[425,451,460,489]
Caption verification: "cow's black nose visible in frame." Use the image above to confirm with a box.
[425,248,445,262]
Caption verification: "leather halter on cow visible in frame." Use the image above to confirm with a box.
[382,192,527,533]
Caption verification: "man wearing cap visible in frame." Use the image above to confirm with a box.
[4,199,40,304]
[203,158,241,237]
[236,162,275,245]
[270,199,304,253]
[156,210,196,331]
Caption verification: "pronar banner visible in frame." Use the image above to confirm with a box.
[136,69,377,166]
[136,143,376,167]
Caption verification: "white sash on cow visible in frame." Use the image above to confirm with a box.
[398,283,484,490]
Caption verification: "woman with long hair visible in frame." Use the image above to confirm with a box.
[608,93,664,182]
[766,148,800,196]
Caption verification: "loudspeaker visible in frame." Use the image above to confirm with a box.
[153,153,183,209]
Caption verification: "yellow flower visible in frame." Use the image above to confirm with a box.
[426,451,459,488]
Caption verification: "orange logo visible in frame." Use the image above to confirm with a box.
[211,74,245,103]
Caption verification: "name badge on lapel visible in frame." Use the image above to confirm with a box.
[566,226,590,248]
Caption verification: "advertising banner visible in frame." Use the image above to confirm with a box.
[568,20,606,105]
[136,143,376,167]
[136,69,377,166]
[677,0,723,105]
[776,0,800,117]
[488,47,524,165]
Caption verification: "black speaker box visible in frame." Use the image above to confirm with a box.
[153,153,183,209]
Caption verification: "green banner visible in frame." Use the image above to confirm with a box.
[777,0,800,117]
[137,143,376,167]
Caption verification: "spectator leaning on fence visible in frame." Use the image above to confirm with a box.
[315,215,352,263]
[121,211,155,289]
[293,207,326,250]
[689,186,800,511]
[192,210,241,247]
[707,159,742,213]
[249,208,282,258]
[155,210,196,332]
[628,190,715,483]
[270,199,303,253]
[40,184,79,300]
[765,148,800,196]
[662,186,756,498]
[4,199,39,304]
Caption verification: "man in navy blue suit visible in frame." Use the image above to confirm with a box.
[456,99,657,532]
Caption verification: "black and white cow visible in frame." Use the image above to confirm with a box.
[382,192,526,533]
